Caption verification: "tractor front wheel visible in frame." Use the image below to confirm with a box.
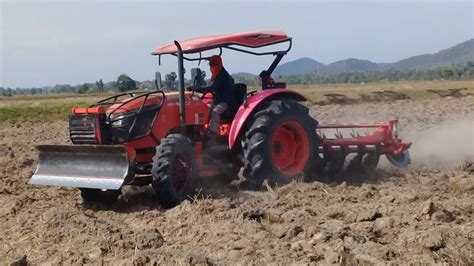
[151,134,199,208]
[242,99,318,187]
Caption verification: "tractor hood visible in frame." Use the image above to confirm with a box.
[107,94,164,115]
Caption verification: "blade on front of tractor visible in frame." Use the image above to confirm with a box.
[29,145,131,190]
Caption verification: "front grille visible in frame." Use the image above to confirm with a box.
[69,114,99,144]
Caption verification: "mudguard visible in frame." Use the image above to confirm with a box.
[228,88,306,149]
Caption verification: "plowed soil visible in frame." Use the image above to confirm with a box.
[1,95,473,265]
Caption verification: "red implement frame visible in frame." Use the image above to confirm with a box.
[317,119,411,156]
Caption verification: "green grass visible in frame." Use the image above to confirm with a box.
[0,80,472,122]
[0,100,95,122]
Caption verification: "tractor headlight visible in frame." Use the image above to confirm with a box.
[109,110,138,143]
[108,106,159,143]
[110,111,137,127]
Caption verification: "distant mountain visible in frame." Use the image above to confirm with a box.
[232,72,259,84]
[320,58,379,74]
[273,39,474,76]
[389,39,474,70]
[232,72,258,79]
[273,57,324,75]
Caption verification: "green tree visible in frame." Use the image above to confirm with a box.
[95,79,104,93]
[442,67,454,79]
[165,72,177,89]
[51,84,74,93]
[76,84,89,94]
[116,74,137,92]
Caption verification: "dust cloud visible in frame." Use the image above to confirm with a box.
[407,119,474,169]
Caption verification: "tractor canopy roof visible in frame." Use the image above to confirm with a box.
[152,30,291,58]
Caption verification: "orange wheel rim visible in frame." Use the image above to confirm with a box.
[271,121,310,176]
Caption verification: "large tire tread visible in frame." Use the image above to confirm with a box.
[241,99,319,187]
[151,134,198,209]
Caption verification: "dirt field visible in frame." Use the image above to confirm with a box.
[1,81,473,264]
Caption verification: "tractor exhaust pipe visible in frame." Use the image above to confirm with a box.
[174,40,186,130]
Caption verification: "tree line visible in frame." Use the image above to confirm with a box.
[234,63,474,86]
[0,74,146,96]
[1,63,473,96]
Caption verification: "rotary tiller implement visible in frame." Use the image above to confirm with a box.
[315,119,411,176]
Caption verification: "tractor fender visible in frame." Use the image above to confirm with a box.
[228,88,306,149]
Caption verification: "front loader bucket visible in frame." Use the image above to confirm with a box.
[29,145,130,190]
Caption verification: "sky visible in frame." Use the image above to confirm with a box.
[1,0,473,88]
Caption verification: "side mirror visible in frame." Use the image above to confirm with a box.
[191,68,205,88]
[155,71,162,90]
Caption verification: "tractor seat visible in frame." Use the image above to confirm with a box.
[220,83,247,122]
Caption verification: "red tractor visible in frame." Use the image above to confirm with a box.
[30,31,411,208]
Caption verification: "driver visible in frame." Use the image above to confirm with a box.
[189,55,235,135]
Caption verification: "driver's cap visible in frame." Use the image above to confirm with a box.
[208,55,222,66]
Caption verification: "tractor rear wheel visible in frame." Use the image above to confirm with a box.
[151,134,198,208]
[242,99,318,187]
[80,188,121,204]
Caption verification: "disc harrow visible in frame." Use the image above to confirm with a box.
[315,119,411,177]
